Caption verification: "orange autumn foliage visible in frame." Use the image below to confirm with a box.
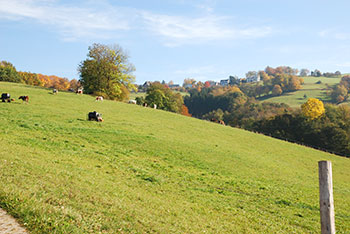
[181,105,192,117]
[19,71,79,91]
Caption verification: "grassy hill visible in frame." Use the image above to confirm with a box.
[0,82,349,233]
[260,76,341,107]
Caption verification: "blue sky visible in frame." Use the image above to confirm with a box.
[1,0,350,84]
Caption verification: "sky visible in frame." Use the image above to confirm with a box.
[1,0,350,85]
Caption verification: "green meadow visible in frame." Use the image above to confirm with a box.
[261,76,342,107]
[0,82,349,233]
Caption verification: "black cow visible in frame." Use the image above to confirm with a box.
[1,93,11,102]
[88,111,103,122]
[19,96,29,102]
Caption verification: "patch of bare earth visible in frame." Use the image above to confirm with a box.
[0,208,28,234]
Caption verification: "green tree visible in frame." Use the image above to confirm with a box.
[145,82,183,113]
[78,43,136,100]
[0,61,21,83]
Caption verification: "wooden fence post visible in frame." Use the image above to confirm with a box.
[318,161,335,234]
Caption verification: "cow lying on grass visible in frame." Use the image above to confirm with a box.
[88,111,103,122]
[1,93,11,102]
[19,96,29,103]
[53,89,58,94]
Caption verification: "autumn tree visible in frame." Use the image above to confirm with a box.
[18,72,42,86]
[183,78,196,88]
[287,76,301,91]
[69,79,80,91]
[78,43,136,100]
[301,98,325,120]
[272,85,282,96]
[181,105,192,117]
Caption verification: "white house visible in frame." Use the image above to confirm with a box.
[246,74,261,83]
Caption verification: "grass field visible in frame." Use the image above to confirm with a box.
[261,76,342,107]
[0,82,349,233]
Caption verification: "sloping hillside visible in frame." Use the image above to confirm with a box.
[0,82,349,233]
[261,76,341,107]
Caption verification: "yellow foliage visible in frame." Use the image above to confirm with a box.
[301,98,325,120]
[211,86,243,96]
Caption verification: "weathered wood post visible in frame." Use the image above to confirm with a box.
[318,161,335,234]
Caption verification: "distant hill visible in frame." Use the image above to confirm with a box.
[260,76,341,107]
[0,82,349,233]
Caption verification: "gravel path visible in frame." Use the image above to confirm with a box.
[0,208,28,234]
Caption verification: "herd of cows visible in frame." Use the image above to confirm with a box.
[1,88,157,123]
[2,88,227,126]
[1,88,105,122]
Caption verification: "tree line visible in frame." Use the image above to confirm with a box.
[0,60,80,91]
[185,86,350,157]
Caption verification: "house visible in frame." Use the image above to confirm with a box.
[220,79,229,86]
[246,74,261,83]
[143,81,152,89]
[169,84,180,89]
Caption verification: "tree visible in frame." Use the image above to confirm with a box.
[246,71,257,79]
[181,105,192,117]
[335,71,341,77]
[183,78,196,89]
[145,82,183,113]
[272,85,282,96]
[18,72,42,86]
[287,76,301,91]
[301,98,325,120]
[311,69,321,77]
[69,79,80,91]
[78,43,136,100]
[331,84,348,103]
[0,61,21,83]
[299,69,310,77]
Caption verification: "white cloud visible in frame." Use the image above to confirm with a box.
[142,12,272,46]
[0,0,131,40]
[0,0,272,45]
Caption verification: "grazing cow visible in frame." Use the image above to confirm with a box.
[18,96,29,103]
[210,118,225,125]
[143,103,148,107]
[88,111,103,122]
[128,100,137,104]
[96,96,104,101]
[53,89,58,94]
[1,93,11,102]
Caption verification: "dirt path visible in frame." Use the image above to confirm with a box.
[0,208,28,234]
